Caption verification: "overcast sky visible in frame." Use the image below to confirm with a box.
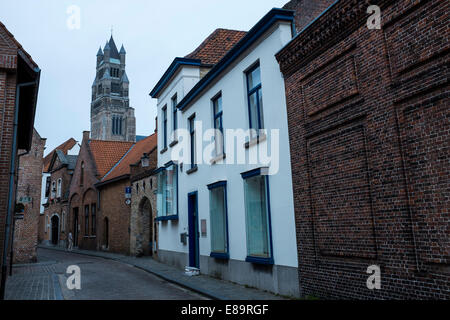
[0,0,287,155]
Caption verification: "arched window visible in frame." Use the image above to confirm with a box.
[80,162,85,186]
[61,211,66,232]
[57,178,62,198]
[51,181,56,199]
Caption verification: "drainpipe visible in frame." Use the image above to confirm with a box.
[0,81,37,300]
[9,150,29,276]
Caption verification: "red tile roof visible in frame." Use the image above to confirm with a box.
[185,28,247,65]
[43,138,77,172]
[89,140,134,179]
[101,133,157,182]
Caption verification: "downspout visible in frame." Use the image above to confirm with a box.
[0,81,37,300]
[9,150,29,276]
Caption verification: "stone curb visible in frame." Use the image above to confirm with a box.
[38,245,224,300]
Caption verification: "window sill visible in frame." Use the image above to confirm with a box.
[210,153,226,165]
[186,166,198,175]
[244,133,267,149]
[210,252,229,260]
[155,215,179,222]
[169,140,178,148]
[245,256,273,265]
[160,147,168,154]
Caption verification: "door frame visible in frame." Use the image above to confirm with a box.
[50,214,60,245]
[187,191,199,268]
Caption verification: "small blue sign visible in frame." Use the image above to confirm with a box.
[125,187,131,194]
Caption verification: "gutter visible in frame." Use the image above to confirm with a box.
[0,80,38,300]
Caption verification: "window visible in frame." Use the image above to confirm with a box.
[162,106,167,149]
[246,63,264,132]
[208,181,228,259]
[110,68,119,78]
[84,205,89,235]
[80,162,84,186]
[45,176,50,197]
[62,211,66,232]
[51,181,56,199]
[156,163,178,219]
[189,115,196,169]
[242,170,273,264]
[57,178,62,198]
[212,94,224,155]
[172,94,178,140]
[91,204,96,235]
[112,115,123,135]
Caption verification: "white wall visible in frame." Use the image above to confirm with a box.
[156,21,297,268]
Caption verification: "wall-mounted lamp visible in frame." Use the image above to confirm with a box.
[141,153,149,167]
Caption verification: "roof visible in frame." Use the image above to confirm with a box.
[149,29,246,98]
[50,150,78,171]
[0,21,39,70]
[185,28,247,65]
[177,8,294,112]
[43,138,77,172]
[101,133,157,183]
[88,140,134,178]
[104,35,120,59]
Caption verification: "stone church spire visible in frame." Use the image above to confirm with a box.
[90,36,136,142]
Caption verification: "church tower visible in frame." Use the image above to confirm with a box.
[91,36,136,142]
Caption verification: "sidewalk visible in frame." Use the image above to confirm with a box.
[38,245,288,300]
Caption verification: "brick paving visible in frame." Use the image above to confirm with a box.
[39,245,288,300]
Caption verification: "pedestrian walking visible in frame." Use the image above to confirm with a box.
[68,231,73,251]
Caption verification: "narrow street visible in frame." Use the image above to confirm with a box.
[6,248,208,300]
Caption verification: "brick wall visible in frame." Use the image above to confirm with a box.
[283,0,335,32]
[69,132,100,251]
[13,129,45,263]
[42,164,73,246]
[0,27,19,284]
[276,0,449,299]
[98,179,131,255]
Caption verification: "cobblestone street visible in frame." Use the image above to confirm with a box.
[6,248,208,300]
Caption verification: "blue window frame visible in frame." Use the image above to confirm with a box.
[208,181,229,259]
[162,106,167,149]
[156,162,178,221]
[172,94,178,137]
[212,93,224,155]
[189,115,196,169]
[246,63,264,132]
[241,168,273,265]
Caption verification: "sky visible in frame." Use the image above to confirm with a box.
[0,0,287,156]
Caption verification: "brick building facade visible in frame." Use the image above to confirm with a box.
[68,131,133,251]
[95,133,157,255]
[129,135,157,257]
[12,128,46,263]
[276,0,449,299]
[0,21,40,298]
[41,147,77,247]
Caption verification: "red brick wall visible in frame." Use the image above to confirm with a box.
[13,129,45,263]
[0,31,18,281]
[69,132,100,251]
[277,0,449,299]
[283,0,335,32]
[98,179,131,255]
[42,164,73,246]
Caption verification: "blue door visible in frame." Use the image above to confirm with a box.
[188,191,199,268]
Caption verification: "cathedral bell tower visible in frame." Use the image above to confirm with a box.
[91,35,136,142]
